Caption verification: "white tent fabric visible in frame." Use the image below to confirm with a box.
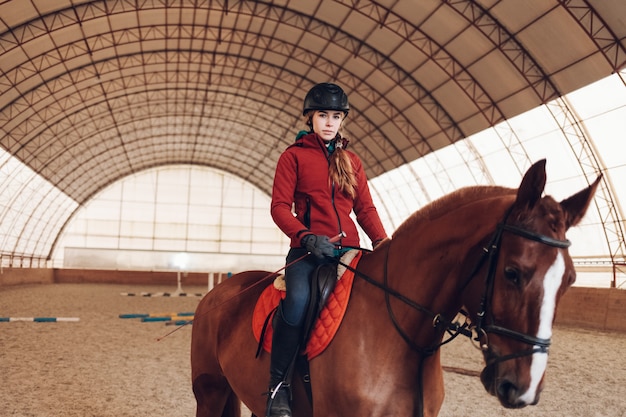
[0,1,624,287]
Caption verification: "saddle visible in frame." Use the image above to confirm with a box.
[253,250,362,360]
[302,261,342,346]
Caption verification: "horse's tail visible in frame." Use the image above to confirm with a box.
[223,390,242,417]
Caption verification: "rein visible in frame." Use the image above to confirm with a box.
[337,246,470,417]
[336,248,471,355]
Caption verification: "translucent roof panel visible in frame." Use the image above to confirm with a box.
[370,72,626,288]
[53,165,290,272]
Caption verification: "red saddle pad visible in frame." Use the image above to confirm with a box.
[252,251,362,360]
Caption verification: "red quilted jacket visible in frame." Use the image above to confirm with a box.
[271,132,387,249]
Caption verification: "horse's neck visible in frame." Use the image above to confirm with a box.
[387,196,511,318]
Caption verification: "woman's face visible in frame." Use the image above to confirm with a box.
[311,110,344,142]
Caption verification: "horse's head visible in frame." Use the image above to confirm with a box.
[463,159,601,409]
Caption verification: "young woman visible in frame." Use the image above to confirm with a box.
[267,82,388,417]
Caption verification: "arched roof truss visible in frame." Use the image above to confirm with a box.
[0,0,623,266]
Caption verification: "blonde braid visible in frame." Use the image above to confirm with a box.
[329,147,357,199]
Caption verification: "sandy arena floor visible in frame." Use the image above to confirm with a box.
[0,283,624,417]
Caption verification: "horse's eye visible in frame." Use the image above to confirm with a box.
[503,266,521,286]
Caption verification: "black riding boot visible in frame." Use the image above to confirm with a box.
[266,304,301,417]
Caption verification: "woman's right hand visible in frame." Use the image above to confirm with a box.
[301,234,335,259]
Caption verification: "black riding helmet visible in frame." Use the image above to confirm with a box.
[302,83,350,116]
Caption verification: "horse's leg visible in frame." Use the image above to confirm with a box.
[191,271,280,417]
[193,373,241,417]
[421,351,445,417]
[224,390,242,417]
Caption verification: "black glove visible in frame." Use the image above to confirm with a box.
[301,234,335,259]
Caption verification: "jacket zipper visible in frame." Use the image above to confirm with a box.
[316,135,344,246]
[331,182,343,248]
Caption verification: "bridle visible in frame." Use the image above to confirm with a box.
[466,209,571,365]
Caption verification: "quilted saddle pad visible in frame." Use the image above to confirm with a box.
[252,250,362,360]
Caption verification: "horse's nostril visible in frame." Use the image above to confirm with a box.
[497,379,522,408]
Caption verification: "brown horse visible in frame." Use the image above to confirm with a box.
[191,159,601,417]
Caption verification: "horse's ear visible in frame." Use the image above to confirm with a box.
[515,159,547,209]
[560,174,602,229]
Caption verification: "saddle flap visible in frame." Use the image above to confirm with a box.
[301,262,338,346]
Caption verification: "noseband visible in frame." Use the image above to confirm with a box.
[472,210,571,364]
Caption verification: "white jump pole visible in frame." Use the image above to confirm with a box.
[171,252,188,296]
[0,317,80,322]
[172,270,184,296]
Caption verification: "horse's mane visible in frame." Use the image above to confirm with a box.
[393,185,516,237]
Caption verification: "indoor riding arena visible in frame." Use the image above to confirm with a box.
[1,2,624,417]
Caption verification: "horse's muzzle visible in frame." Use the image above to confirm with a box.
[480,358,541,408]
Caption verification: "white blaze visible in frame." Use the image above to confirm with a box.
[519,251,565,404]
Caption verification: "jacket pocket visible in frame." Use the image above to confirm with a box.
[303,196,311,229]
